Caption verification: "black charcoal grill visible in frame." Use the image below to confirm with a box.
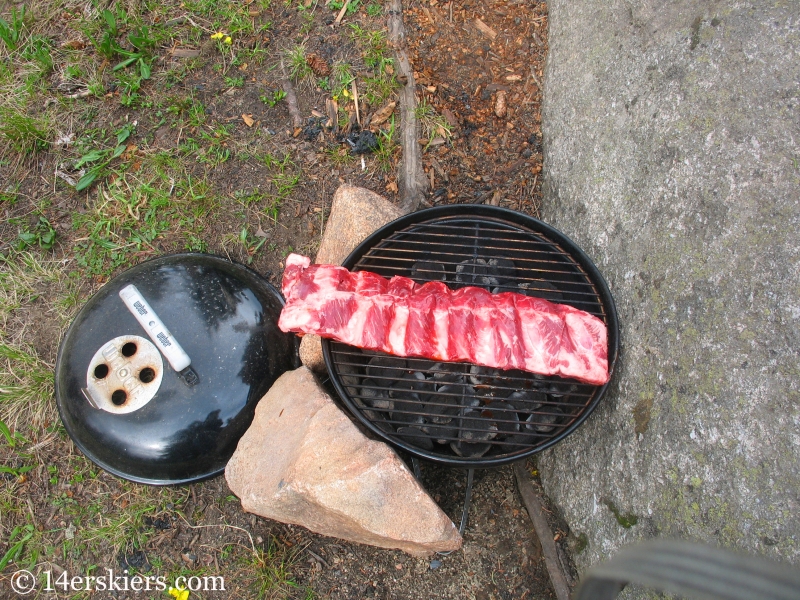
[323,205,619,471]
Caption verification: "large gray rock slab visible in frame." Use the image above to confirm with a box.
[299,185,405,371]
[225,367,462,557]
[538,0,800,575]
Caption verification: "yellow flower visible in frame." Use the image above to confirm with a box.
[224,36,232,44]
[168,586,190,600]
[210,32,224,40]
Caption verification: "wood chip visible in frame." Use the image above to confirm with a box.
[369,101,396,129]
[172,48,201,58]
[429,156,449,182]
[242,114,255,127]
[475,18,497,40]
[505,74,523,82]
[326,98,339,134]
[494,90,507,118]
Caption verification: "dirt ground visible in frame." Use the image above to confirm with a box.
[0,0,569,597]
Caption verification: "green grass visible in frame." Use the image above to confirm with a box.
[286,43,312,81]
[261,89,287,107]
[329,0,360,16]
[415,98,453,146]
[348,24,393,73]
[0,0,376,593]
[330,61,354,98]
[13,216,57,251]
[0,108,51,154]
[68,149,217,276]
[373,114,398,172]
[0,342,53,434]
[244,537,305,599]
[0,5,27,51]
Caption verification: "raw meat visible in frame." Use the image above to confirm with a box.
[279,254,609,385]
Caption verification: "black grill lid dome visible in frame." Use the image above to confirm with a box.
[55,254,297,485]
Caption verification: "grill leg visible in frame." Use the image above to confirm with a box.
[411,457,422,480]
[459,468,475,535]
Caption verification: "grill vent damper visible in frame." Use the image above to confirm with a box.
[323,205,619,468]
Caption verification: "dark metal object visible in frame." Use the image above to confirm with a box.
[323,205,619,467]
[55,254,297,485]
[410,458,475,538]
[574,539,800,600]
[459,468,474,535]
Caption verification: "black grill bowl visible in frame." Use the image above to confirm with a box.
[322,205,619,467]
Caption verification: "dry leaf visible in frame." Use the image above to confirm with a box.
[61,40,86,50]
[442,108,458,128]
[386,181,399,193]
[242,114,255,127]
[369,101,396,129]
[122,144,138,159]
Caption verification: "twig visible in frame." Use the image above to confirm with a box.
[529,65,542,89]
[177,513,257,556]
[334,0,351,25]
[387,0,429,213]
[513,462,572,600]
[351,80,360,127]
[306,549,331,569]
[65,90,92,99]
[280,61,303,129]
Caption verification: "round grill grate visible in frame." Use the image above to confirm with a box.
[322,205,619,467]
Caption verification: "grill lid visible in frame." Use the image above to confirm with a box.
[323,205,619,468]
[55,254,297,485]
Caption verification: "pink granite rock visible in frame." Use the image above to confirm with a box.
[225,367,462,557]
[315,184,404,265]
[300,185,405,372]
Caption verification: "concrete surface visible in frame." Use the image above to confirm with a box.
[537,0,800,578]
